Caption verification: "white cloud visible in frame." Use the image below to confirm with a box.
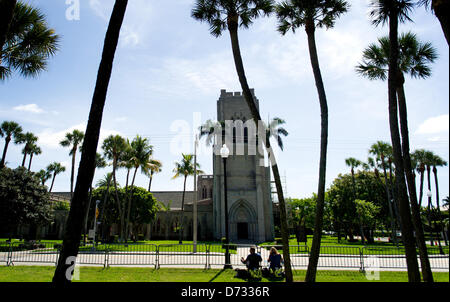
[88,0,153,48]
[416,114,449,134]
[13,104,45,114]
[38,123,122,150]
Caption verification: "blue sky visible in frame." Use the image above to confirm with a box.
[1,0,448,206]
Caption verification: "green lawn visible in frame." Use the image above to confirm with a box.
[2,236,448,256]
[0,266,448,282]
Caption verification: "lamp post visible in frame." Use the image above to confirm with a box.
[193,134,198,253]
[220,144,232,269]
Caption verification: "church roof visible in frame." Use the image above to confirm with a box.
[151,191,196,210]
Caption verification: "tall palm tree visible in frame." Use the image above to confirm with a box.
[102,134,128,241]
[17,132,38,167]
[1,1,59,80]
[27,143,41,171]
[0,120,23,167]
[417,0,449,45]
[345,157,366,244]
[356,33,437,247]
[192,0,294,281]
[46,162,66,193]
[275,0,349,283]
[368,0,421,282]
[173,153,203,244]
[124,135,153,241]
[53,0,128,284]
[411,149,432,206]
[369,141,398,245]
[60,129,85,200]
[146,158,162,192]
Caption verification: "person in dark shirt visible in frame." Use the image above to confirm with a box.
[267,247,283,271]
[241,247,262,270]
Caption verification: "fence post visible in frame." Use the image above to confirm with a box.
[205,244,209,270]
[155,245,159,270]
[104,245,108,269]
[360,247,365,273]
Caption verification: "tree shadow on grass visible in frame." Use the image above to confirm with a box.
[208,269,227,282]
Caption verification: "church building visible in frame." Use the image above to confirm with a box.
[150,89,275,243]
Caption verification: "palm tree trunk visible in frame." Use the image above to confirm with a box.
[426,166,435,246]
[387,9,421,282]
[418,167,425,207]
[70,150,77,201]
[21,151,27,167]
[125,167,138,242]
[49,174,56,193]
[381,160,398,246]
[433,166,447,247]
[148,172,153,191]
[112,163,124,241]
[52,0,128,284]
[83,186,93,245]
[28,153,34,171]
[227,17,293,282]
[303,20,329,283]
[179,175,187,244]
[396,82,434,282]
[0,137,11,168]
[0,0,17,51]
[433,0,450,45]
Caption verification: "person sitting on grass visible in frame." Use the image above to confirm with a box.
[267,247,284,275]
[241,247,262,272]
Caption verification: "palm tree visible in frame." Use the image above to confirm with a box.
[1,1,60,80]
[60,129,85,200]
[369,143,399,228]
[124,135,153,241]
[35,168,51,186]
[368,0,421,282]
[275,0,349,283]
[345,157,366,244]
[17,132,38,167]
[146,158,162,192]
[266,117,289,151]
[47,162,66,193]
[192,0,294,281]
[53,0,128,284]
[27,143,41,171]
[417,0,449,45]
[428,152,446,251]
[0,120,23,168]
[173,153,203,244]
[102,134,128,241]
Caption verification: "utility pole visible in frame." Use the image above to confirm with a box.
[193,134,199,253]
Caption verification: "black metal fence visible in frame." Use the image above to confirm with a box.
[0,241,448,272]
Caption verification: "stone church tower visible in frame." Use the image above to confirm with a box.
[212,89,274,242]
